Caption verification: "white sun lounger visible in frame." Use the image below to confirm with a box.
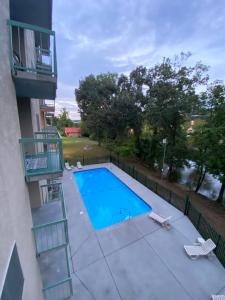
[184,238,216,259]
[77,161,83,169]
[148,212,172,229]
[65,162,72,170]
[211,295,225,300]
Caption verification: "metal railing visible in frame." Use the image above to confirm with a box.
[7,20,57,77]
[32,219,68,255]
[32,183,68,255]
[110,155,225,268]
[40,100,55,111]
[32,182,73,299]
[19,137,64,179]
[40,182,64,204]
[66,155,110,167]
[43,277,73,300]
[42,126,58,133]
[34,131,60,140]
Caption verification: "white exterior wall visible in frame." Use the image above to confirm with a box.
[0,1,43,299]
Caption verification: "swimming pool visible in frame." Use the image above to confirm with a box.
[74,167,151,229]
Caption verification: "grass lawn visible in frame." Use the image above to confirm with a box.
[63,137,109,164]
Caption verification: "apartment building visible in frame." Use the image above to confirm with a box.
[0,1,72,299]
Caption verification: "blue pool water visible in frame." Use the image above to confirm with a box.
[74,167,151,229]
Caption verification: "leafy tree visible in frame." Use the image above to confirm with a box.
[75,73,118,145]
[189,122,209,192]
[54,108,74,133]
[144,54,208,180]
[75,72,144,147]
[203,84,225,203]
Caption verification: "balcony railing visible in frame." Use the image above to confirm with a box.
[7,20,57,77]
[43,277,73,300]
[32,183,68,254]
[42,126,58,133]
[34,131,60,140]
[40,100,55,112]
[32,182,73,299]
[19,137,64,181]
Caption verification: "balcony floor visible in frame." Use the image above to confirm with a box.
[32,200,63,226]
[33,163,225,300]
[13,71,56,99]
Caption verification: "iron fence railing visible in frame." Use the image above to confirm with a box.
[66,155,110,167]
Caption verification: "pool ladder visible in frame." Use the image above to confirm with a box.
[112,208,132,222]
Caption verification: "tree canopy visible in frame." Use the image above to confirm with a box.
[74,53,225,203]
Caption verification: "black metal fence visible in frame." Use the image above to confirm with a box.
[67,155,110,166]
[70,154,225,267]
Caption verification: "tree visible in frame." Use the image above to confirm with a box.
[144,54,208,180]
[189,121,209,192]
[203,84,225,203]
[75,72,144,147]
[55,108,74,133]
[75,73,118,145]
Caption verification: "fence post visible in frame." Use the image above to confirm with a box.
[197,213,202,230]
[184,195,190,215]
[215,235,221,254]
[82,154,84,165]
[169,190,172,203]
[155,182,158,194]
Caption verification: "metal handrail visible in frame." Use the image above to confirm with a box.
[19,137,64,178]
[7,19,57,77]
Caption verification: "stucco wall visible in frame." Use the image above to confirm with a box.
[0,1,43,299]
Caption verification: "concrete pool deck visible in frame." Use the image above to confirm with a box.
[62,163,225,299]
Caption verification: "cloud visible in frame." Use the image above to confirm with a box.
[53,0,225,119]
[55,98,80,120]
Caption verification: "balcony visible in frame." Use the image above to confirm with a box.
[7,20,57,99]
[40,100,55,113]
[19,137,64,182]
[34,131,60,140]
[32,182,73,300]
[42,126,58,133]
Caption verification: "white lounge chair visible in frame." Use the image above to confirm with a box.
[77,161,83,169]
[211,296,225,300]
[148,212,172,229]
[65,162,72,170]
[184,238,216,259]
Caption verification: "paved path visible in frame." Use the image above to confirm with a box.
[62,163,225,300]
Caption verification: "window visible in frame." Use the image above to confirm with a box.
[1,244,24,300]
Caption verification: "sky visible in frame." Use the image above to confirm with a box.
[53,0,225,120]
